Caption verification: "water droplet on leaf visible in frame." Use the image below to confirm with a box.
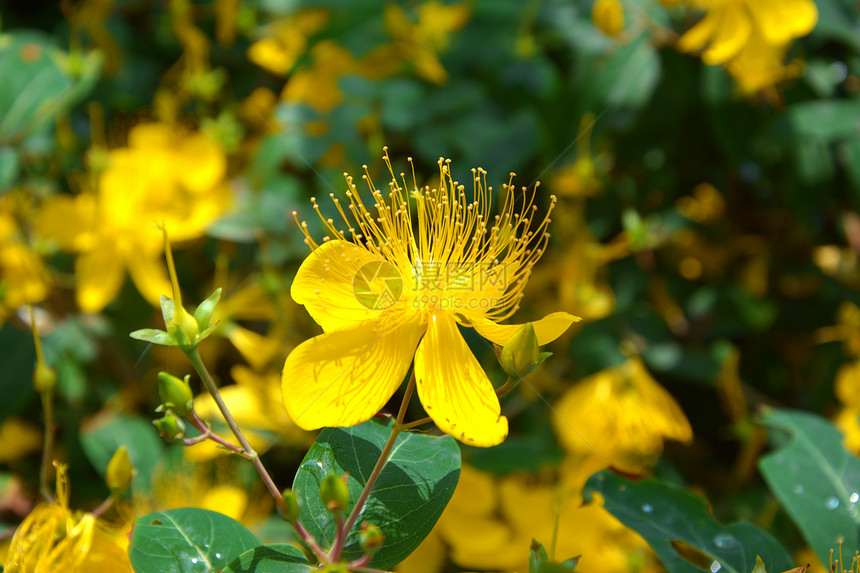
[642,504,654,513]
[825,496,840,510]
[710,561,722,573]
[713,534,739,549]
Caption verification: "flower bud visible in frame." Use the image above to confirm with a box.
[319,473,350,515]
[319,565,349,573]
[164,297,200,349]
[33,362,56,393]
[280,489,300,522]
[106,445,135,495]
[592,0,625,37]
[499,323,540,379]
[157,372,194,416]
[153,412,186,442]
[359,522,385,556]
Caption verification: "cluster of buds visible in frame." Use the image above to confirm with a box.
[152,372,194,441]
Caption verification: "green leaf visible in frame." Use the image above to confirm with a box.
[0,146,19,189]
[584,471,793,573]
[130,328,173,346]
[0,324,37,426]
[293,419,461,569]
[0,31,101,142]
[79,413,164,493]
[789,100,860,142]
[591,33,660,109]
[193,288,222,331]
[129,508,261,573]
[758,409,860,565]
[223,543,313,573]
[530,539,579,573]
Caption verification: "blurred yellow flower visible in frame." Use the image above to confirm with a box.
[677,0,818,65]
[186,365,309,462]
[280,40,361,113]
[3,463,131,572]
[0,418,42,464]
[553,356,693,474]
[834,360,860,454]
[725,32,804,96]
[283,151,578,446]
[35,122,231,313]
[0,194,50,325]
[247,9,329,76]
[379,1,470,84]
[397,464,657,573]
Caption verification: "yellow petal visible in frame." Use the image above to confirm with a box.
[76,245,126,313]
[677,10,720,54]
[291,239,394,332]
[700,4,751,65]
[469,311,581,347]
[281,318,424,429]
[750,0,817,45]
[34,193,97,252]
[126,253,172,307]
[414,312,508,447]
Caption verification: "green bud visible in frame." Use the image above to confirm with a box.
[319,565,349,573]
[157,372,194,416]
[106,445,135,495]
[153,412,186,442]
[319,473,350,514]
[280,489,300,522]
[33,362,56,393]
[499,323,540,379]
[164,296,201,349]
[359,522,385,556]
[193,288,222,332]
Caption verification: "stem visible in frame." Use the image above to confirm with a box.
[91,494,116,518]
[495,377,518,397]
[293,519,329,562]
[29,305,55,503]
[184,348,282,508]
[400,416,432,430]
[38,388,55,503]
[187,410,243,452]
[329,373,416,562]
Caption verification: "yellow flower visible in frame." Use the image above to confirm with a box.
[553,356,693,474]
[247,9,329,76]
[377,1,470,85]
[0,193,50,325]
[283,150,578,447]
[280,40,361,113]
[677,0,817,65]
[834,360,860,454]
[4,463,131,572]
[0,418,42,464]
[397,464,658,573]
[34,122,231,313]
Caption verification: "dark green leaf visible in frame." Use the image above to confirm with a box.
[584,471,793,573]
[223,543,313,573]
[758,409,860,565]
[0,324,37,425]
[293,419,460,569]
[129,508,260,573]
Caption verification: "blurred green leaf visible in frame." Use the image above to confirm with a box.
[758,409,860,565]
[789,100,860,142]
[129,508,260,573]
[584,471,793,573]
[0,31,101,143]
[223,544,312,573]
[591,34,660,109]
[530,539,579,573]
[293,419,460,569]
[0,146,18,190]
[0,324,36,426]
